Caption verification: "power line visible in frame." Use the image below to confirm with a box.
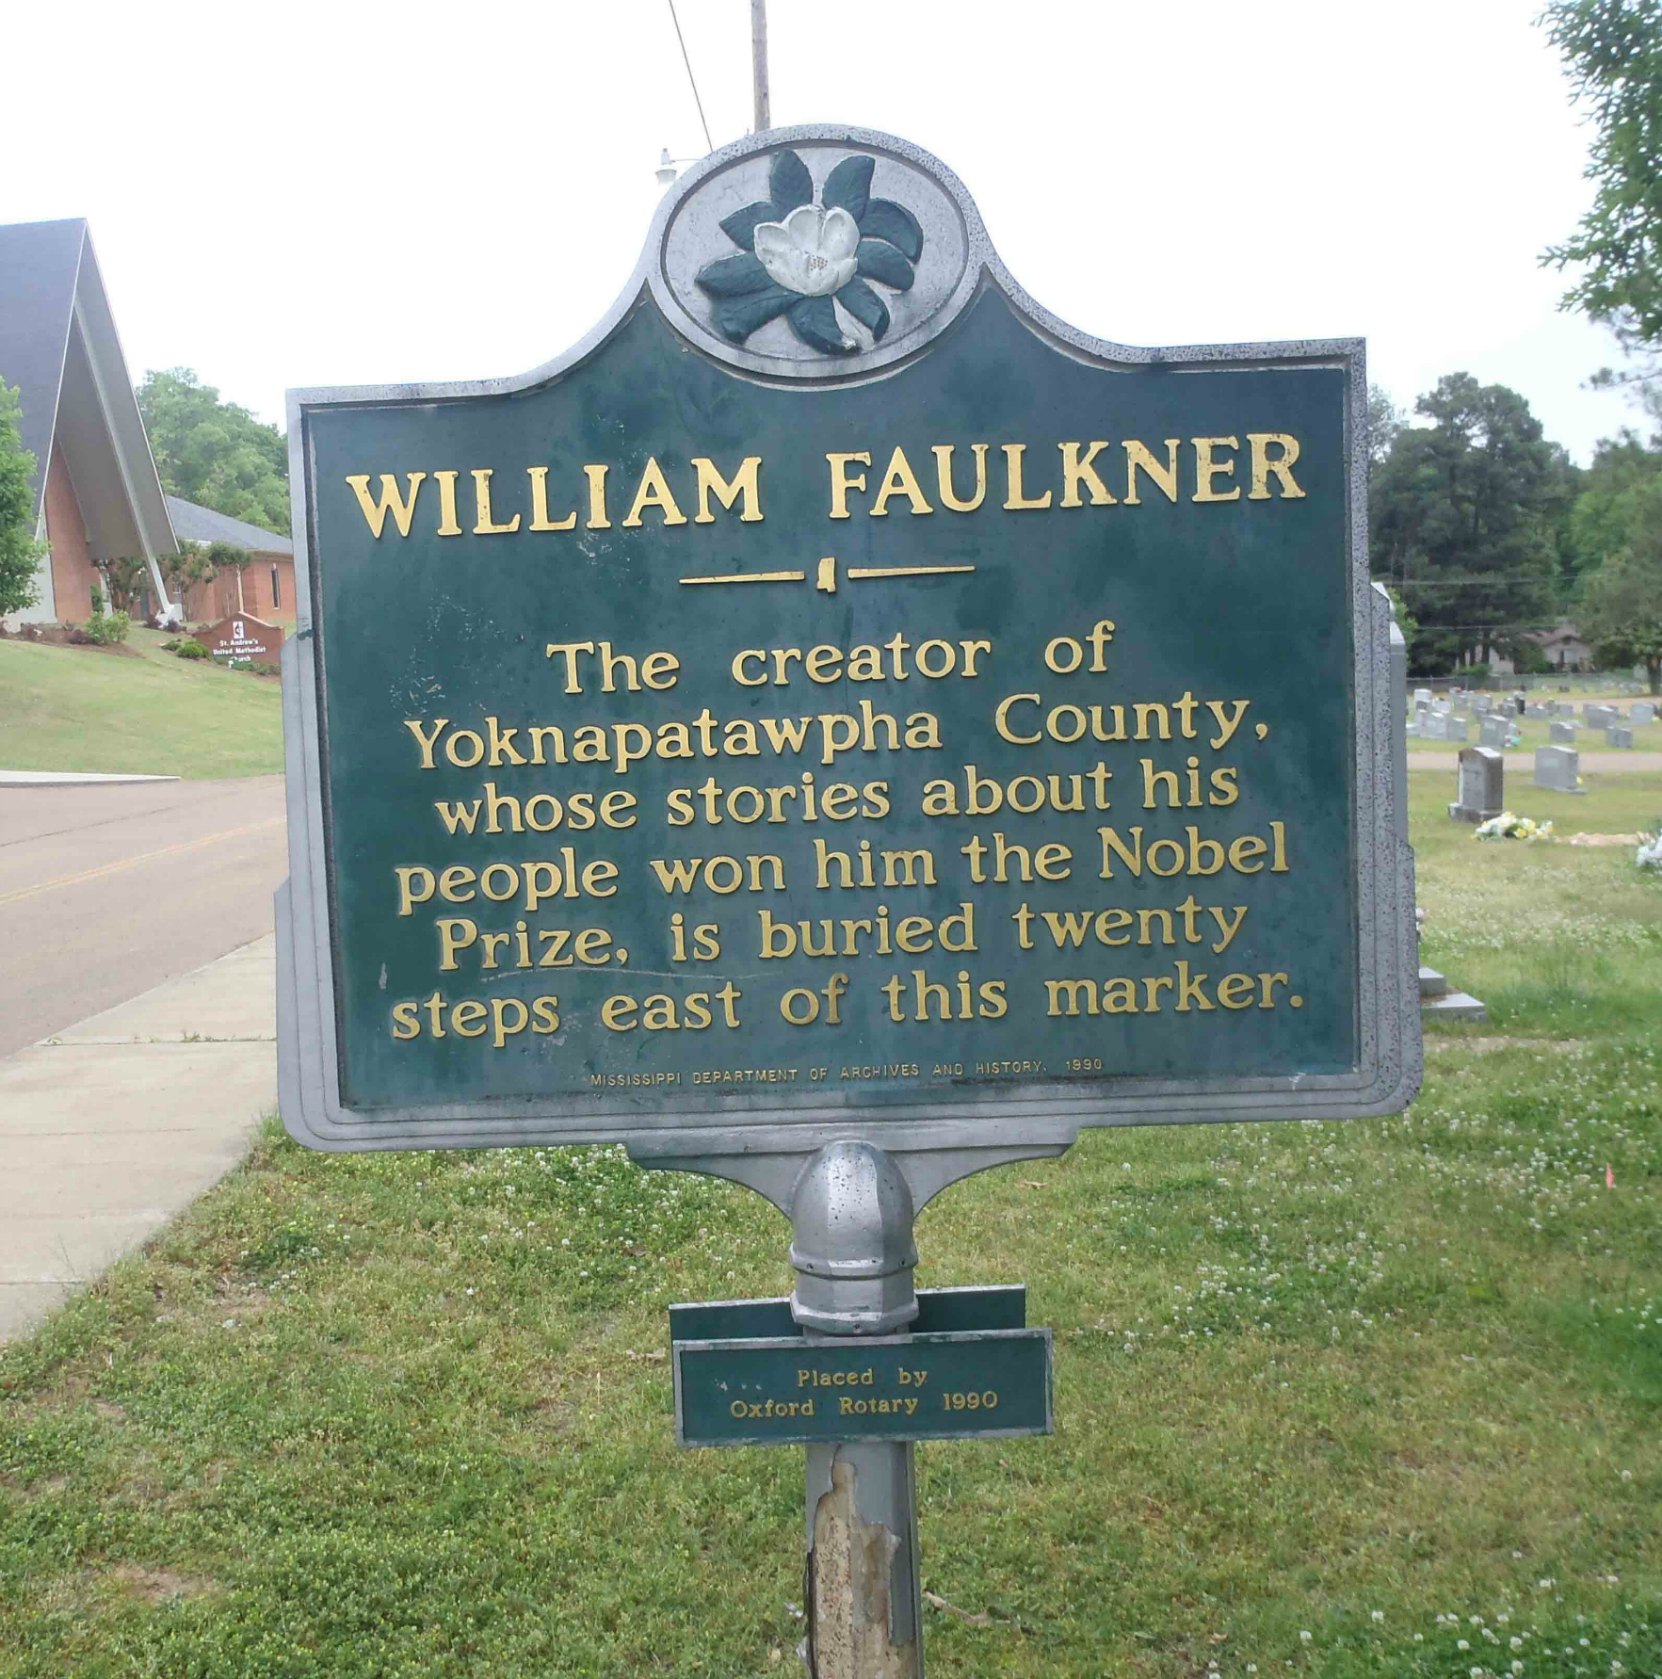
[666,0,714,154]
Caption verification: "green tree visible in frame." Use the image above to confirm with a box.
[1567,427,1662,581]
[1542,1,1662,392]
[96,556,151,614]
[136,368,287,533]
[1580,475,1662,691]
[159,546,216,619]
[0,379,45,617]
[1370,374,1570,675]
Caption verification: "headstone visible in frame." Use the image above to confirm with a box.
[1606,725,1634,749]
[1534,745,1584,794]
[1414,688,1433,709]
[1584,703,1616,729]
[1448,745,1504,823]
[1631,702,1655,726]
[1525,704,1548,720]
[1479,715,1508,749]
[1549,720,1578,745]
[1445,718,1469,742]
[1419,711,1449,741]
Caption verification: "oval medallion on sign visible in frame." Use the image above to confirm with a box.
[657,135,972,381]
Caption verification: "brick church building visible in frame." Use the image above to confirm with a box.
[0,218,293,628]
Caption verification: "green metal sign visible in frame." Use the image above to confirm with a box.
[277,125,1418,1156]
[673,1328,1052,1448]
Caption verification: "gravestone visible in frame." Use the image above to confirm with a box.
[1479,715,1508,749]
[1445,718,1469,743]
[1419,711,1449,741]
[1534,745,1584,794]
[1413,688,1433,710]
[1448,745,1503,823]
[1550,720,1578,745]
[1606,725,1634,749]
[1632,702,1655,726]
[1525,704,1548,720]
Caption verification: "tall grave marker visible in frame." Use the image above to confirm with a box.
[277,127,1421,1674]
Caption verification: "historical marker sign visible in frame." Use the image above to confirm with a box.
[277,125,1419,1156]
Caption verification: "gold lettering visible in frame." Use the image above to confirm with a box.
[470,468,522,534]
[527,466,578,531]
[1191,436,1241,503]
[621,457,688,528]
[690,455,764,523]
[1124,439,1181,505]
[1059,441,1116,507]
[1248,433,1306,499]
[345,472,425,539]
[1002,444,1052,510]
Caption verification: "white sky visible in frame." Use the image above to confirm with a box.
[1,0,1641,462]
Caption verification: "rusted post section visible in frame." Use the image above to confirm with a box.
[791,1142,924,1677]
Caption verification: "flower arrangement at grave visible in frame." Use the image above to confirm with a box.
[1474,812,1555,842]
[695,149,924,354]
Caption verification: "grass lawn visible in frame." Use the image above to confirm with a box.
[0,628,282,779]
[1,773,1658,1676]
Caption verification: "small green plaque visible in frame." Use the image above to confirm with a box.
[673,1328,1052,1448]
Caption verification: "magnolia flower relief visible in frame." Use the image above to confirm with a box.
[695,149,924,355]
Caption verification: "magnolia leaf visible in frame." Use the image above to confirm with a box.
[714,285,797,344]
[835,277,890,342]
[856,239,915,292]
[769,149,813,214]
[787,295,855,354]
[860,199,924,263]
[696,254,772,298]
[823,155,875,222]
[719,201,779,250]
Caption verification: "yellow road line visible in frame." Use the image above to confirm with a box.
[0,817,284,910]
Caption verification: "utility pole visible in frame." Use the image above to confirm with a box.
[751,0,770,132]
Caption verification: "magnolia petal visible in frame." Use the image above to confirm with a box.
[820,206,859,263]
[769,148,813,213]
[696,253,772,298]
[787,295,856,355]
[835,277,890,343]
[857,238,915,292]
[719,200,778,250]
[823,154,874,222]
[713,284,797,344]
[860,198,924,263]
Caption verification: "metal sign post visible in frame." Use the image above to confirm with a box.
[276,124,1420,1676]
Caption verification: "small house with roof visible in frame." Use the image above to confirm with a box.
[0,219,178,625]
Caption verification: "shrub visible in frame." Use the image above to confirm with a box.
[83,608,130,645]
[173,638,208,660]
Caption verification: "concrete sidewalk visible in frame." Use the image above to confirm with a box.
[0,935,275,1343]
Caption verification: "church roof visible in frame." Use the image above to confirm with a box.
[0,218,86,515]
[165,495,292,555]
[0,217,174,561]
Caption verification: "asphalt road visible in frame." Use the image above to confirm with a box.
[0,777,287,1056]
